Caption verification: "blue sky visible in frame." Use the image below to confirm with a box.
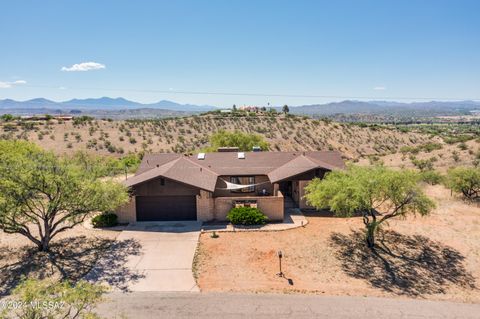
[0,0,479,107]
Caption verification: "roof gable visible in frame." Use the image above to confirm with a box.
[125,151,345,191]
[267,155,319,183]
[125,156,218,192]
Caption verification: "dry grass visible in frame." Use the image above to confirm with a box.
[194,185,480,303]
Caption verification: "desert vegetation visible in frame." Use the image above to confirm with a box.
[0,140,129,252]
[0,113,433,160]
[305,166,435,248]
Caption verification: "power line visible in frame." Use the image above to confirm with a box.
[13,84,480,102]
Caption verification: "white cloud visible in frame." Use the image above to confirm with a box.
[61,62,106,72]
[0,80,27,89]
[373,86,386,91]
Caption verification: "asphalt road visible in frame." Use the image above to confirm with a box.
[95,292,480,319]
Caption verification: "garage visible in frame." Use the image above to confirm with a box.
[136,196,197,221]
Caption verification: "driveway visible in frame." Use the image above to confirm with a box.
[87,221,202,292]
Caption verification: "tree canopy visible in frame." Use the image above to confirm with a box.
[304,165,435,248]
[0,140,129,251]
[446,167,480,200]
[205,130,269,152]
[3,278,106,319]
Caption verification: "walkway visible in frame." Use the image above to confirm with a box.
[202,208,308,232]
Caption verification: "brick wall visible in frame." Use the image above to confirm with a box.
[115,196,136,223]
[196,190,215,221]
[213,193,284,222]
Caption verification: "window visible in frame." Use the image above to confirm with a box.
[230,176,255,193]
[160,178,165,186]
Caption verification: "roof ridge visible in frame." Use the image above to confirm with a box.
[181,156,219,176]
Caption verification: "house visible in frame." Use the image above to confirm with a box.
[115,150,345,223]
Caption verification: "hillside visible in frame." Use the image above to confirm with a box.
[0,113,435,160]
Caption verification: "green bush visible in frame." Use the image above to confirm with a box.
[91,212,118,228]
[446,167,480,200]
[227,207,268,225]
[420,170,444,185]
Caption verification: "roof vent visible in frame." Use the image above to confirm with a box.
[197,152,206,160]
[237,152,245,159]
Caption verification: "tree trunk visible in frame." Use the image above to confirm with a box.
[38,238,50,252]
[38,219,52,252]
[366,223,376,248]
[365,209,377,249]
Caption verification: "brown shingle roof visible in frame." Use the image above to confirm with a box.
[125,157,218,191]
[125,151,345,190]
[267,155,319,183]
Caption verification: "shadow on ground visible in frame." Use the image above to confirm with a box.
[329,230,477,296]
[0,236,143,295]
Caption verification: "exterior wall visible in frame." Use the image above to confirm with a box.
[213,192,284,222]
[213,175,273,197]
[298,180,314,209]
[196,190,215,222]
[115,196,136,223]
[134,177,200,196]
[291,180,300,204]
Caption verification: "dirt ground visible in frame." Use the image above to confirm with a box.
[194,185,480,303]
[0,224,126,295]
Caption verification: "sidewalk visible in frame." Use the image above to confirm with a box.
[201,209,308,233]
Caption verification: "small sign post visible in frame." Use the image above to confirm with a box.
[277,250,284,277]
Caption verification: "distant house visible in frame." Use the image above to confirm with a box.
[19,115,73,121]
[239,105,260,112]
[116,150,345,223]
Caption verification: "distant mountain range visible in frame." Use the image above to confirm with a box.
[289,100,480,118]
[1,97,479,120]
[0,97,217,112]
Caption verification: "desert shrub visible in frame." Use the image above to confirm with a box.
[91,212,118,228]
[420,170,444,185]
[0,114,15,122]
[73,115,94,125]
[458,142,468,151]
[205,130,269,152]
[227,207,268,225]
[422,142,443,152]
[411,158,436,172]
[445,167,480,200]
[452,150,460,162]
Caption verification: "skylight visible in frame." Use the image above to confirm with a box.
[237,152,245,159]
[197,152,206,160]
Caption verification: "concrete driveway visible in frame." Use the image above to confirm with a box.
[88,221,201,292]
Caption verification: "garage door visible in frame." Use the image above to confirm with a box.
[136,196,197,221]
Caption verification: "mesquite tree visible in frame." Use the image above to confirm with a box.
[305,165,435,248]
[0,141,129,252]
[446,167,480,200]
